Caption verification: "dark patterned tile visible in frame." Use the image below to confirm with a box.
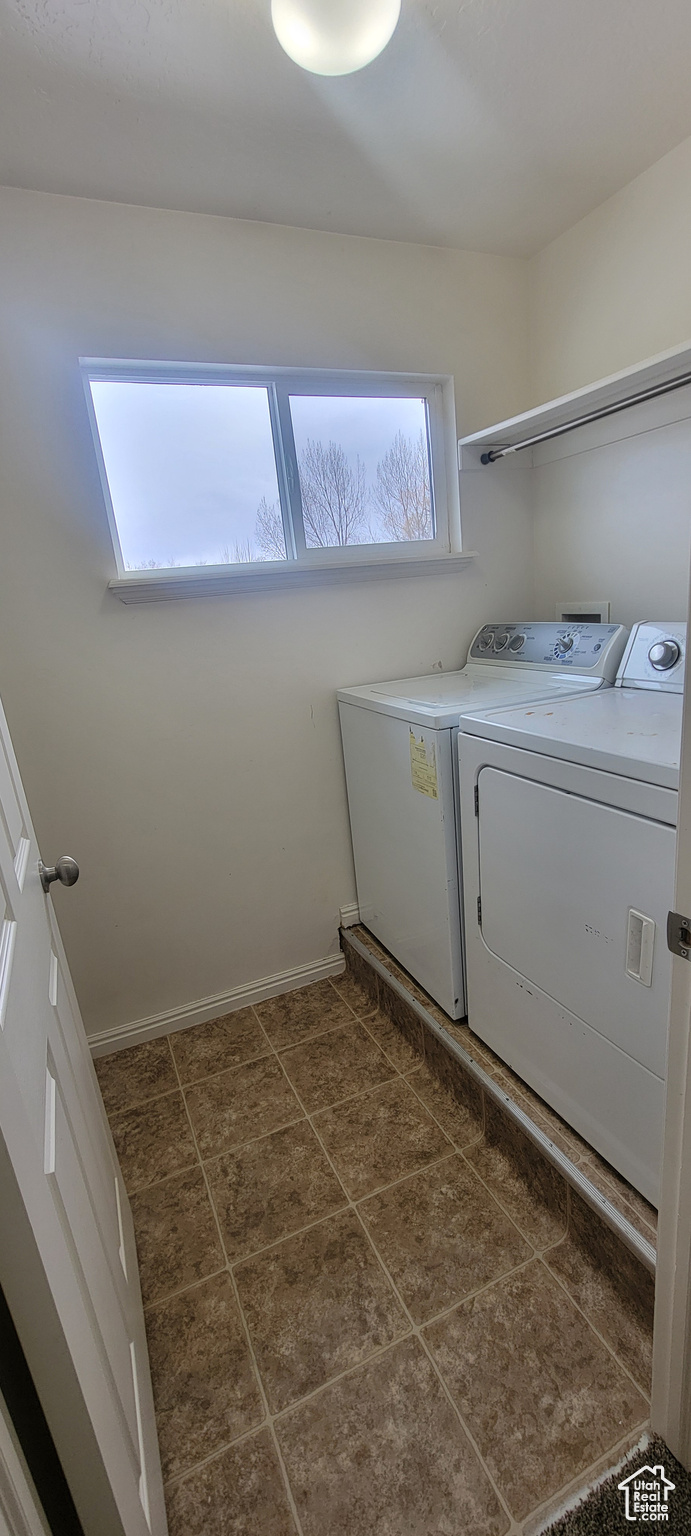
[376,980,425,1059]
[405,1060,483,1147]
[185,1056,302,1160]
[95,1036,177,1116]
[164,1427,297,1536]
[110,1091,197,1193]
[360,1156,530,1323]
[545,1190,654,1394]
[234,1210,407,1412]
[146,1272,263,1480]
[255,980,353,1050]
[464,1097,567,1249]
[170,1008,269,1085]
[314,1079,451,1201]
[277,1336,508,1536]
[580,1155,658,1240]
[279,1022,395,1112]
[424,1260,647,1519]
[131,1168,224,1306]
[418,1032,485,1141]
[330,968,377,1017]
[362,1007,424,1074]
[206,1120,345,1262]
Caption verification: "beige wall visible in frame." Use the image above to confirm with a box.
[530,133,691,403]
[0,186,532,1037]
[529,131,691,628]
[530,396,691,627]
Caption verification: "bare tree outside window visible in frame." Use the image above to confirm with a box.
[373,429,433,542]
[299,439,368,548]
[255,497,288,560]
[254,431,432,555]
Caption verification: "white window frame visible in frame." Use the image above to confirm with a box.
[81,359,473,602]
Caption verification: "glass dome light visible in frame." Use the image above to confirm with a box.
[271,0,402,76]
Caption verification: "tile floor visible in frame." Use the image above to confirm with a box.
[96,974,651,1536]
[351,925,659,1249]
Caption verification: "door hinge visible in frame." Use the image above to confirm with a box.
[474,784,479,816]
[667,910,691,960]
[477,895,482,926]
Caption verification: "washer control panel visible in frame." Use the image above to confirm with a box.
[468,622,628,674]
[618,621,686,691]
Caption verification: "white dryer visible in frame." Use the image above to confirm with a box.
[338,622,628,1019]
[458,621,686,1203]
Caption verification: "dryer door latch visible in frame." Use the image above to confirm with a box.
[667,911,691,960]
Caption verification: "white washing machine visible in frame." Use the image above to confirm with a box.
[458,621,686,1203]
[338,621,628,1019]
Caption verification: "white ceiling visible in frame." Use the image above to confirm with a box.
[2,0,691,256]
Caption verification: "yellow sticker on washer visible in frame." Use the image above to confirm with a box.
[409,729,438,798]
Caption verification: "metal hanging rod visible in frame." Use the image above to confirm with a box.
[480,367,691,464]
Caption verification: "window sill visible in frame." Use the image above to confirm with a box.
[108,552,478,603]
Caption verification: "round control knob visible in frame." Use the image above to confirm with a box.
[493,632,510,651]
[509,634,525,653]
[555,635,574,655]
[649,639,680,671]
[478,632,494,650]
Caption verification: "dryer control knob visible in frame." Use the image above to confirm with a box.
[509,634,526,652]
[649,639,681,671]
[555,635,574,654]
[493,632,510,651]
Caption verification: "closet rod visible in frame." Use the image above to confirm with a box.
[480,367,691,463]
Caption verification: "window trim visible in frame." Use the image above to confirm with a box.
[80,358,464,597]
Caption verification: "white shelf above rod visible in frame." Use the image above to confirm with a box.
[477,367,691,464]
[459,336,691,466]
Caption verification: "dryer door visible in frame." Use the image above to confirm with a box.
[477,766,676,1078]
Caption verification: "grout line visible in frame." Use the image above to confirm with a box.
[276,1060,400,1119]
[538,1252,652,1405]
[457,1141,568,1254]
[142,1265,229,1314]
[269,1335,416,1426]
[168,1043,307,1535]
[124,1154,202,1199]
[357,1011,424,1076]
[403,1061,486,1150]
[172,1045,274,1091]
[106,1082,186,1123]
[162,1420,271,1490]
[517,1418,651,1535]
[193,1113,308,1172]
[327,974,379,1018]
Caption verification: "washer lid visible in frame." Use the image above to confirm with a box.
[337,665,608,729]
[459,687,683,788]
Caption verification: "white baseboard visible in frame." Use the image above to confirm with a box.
[88,951,346,1058]
[339,902,360,928]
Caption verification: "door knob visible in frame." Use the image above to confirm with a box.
[39,857,80,894]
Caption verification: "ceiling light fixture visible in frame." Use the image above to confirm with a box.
[271,0,401,76]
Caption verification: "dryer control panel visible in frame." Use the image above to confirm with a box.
[468,622,628,675]
[618,621,686,691]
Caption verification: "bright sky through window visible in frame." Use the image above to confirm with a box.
[89,381,284,569]
[86,368,444,574]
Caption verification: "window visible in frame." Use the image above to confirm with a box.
[82,361,463,595]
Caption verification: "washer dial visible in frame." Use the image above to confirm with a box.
[648,639,681,671]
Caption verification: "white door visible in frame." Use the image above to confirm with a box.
[0,697,166,1536]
